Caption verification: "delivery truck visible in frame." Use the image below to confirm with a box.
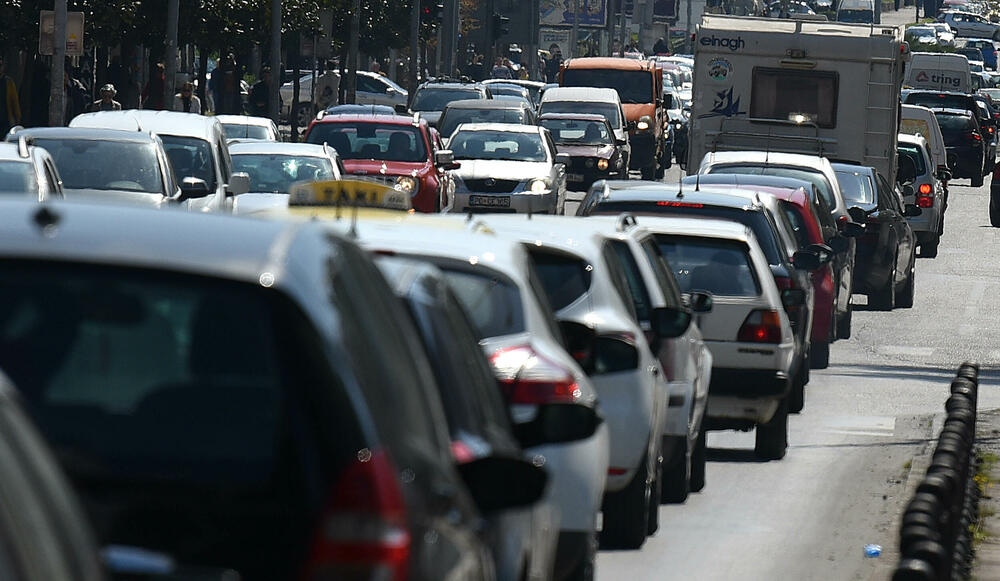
[688,15,909,184]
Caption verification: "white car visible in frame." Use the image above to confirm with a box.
[327,214,609,581]
[281,70,408,126]
[447,123,569,214]
[929,22,957,46]
[941,11,1000,39]
[215,115,280,143]
[228,142,343,215]
[0,139,63,200]
[649,217,797,460]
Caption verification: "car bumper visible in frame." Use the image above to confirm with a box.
[853,238,893,294]
[452,190,559,214]
[705,395,784,428]
[904,206,941,234]
[708,367,791,399]
[566,167,624,191]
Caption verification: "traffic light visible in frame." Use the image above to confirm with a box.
[492,13,510,39]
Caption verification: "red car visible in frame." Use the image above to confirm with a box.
[303,113,455,212]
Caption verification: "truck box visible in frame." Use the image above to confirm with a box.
[688,15,908,184]
[904,52,972,93]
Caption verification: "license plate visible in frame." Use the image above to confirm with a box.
[469,195,511,207]
[566,173,585,182]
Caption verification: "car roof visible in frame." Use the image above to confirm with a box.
[452,123,542,134]
[313,114,418,126]
[418,81,486,90]
[905,89,971,97]
[628,215,757,243]
[930,107,973,115]
[831,162,875,176]
[0,200,320,285]
[541,86,621,103]
[538,113,608,122]
[482,79,545,88]
[592,183,761,210]
[69,110,221,141]
[0,142,38,162]
[443,99,529,110]
[702,150,830,168]
[562,57,657,71]
[229,142,335,156]
[214,115,274,127]
[13,126,159,144]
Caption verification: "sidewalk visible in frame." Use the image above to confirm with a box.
[972,409,1000,579]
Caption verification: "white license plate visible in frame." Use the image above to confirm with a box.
[566,173,585,182]
[469,195,511,207]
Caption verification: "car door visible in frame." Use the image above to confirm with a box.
[875,172,911,272]
[356,74,386,106]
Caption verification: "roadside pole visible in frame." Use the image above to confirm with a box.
[409,0,419,91]
[347,0,361,102]
[164,0,179,110]
[686,0,693,52]
[571,0,580,57]
[269,0,280,123]
[49,0,67,126]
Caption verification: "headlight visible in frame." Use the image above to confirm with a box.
[673,121,684,130]
[394,176,417,195]
[529,179,549,193]
[636,119,651,131]
[597,159,609,170]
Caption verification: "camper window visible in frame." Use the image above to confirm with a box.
[750,68,839,129]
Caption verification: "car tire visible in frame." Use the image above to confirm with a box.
[868,260,896,311]
[990,193,1000,227]
[564,532,597,581]
[689,429,707,493]
[897,258,916,308]
[789,361,806,414]
[921,235,939,258]
[599,453,649,550]
[973,172,985,188]
[836,303,852,340]
[809,340,830,370]
[754,396,789,461]
[661,436,690,504]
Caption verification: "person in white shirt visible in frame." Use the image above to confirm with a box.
[173,81,202,114]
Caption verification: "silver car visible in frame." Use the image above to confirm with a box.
[229,142,344,215]
[447,123,569,214]
[0,139,63,200]
[897,133,946,257]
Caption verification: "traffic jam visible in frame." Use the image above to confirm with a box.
[1,5,998,581]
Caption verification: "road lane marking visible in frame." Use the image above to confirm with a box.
[825,415,896,437]
[959,281,989,336]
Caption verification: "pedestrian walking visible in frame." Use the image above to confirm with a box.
[141,62,166,110]
[491,57,513,79]
[89,84,122,112]
[248,67,275,117]
[545,44,563,83]
[0,57,22,135]
[172,81,201,114]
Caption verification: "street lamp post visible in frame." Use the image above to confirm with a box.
[50,0,67,126]
[164,0,179,111]
[269,0,280,123]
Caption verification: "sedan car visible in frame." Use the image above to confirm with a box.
[941,11,1000,39]
[216,114,280,142]
[539,113,628,191]
[229,141,343,214]
[447,123,569,214]
[0,139,63,200]
[833,162,920,310]
[406,80,492,127]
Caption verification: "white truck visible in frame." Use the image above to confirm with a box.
[688,15,909,184]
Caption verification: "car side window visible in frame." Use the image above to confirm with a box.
[639,238,683,309]
[781,202,812,248]
[877,173,903,212]
[608,239,653,325]
[357,75,383,94]
[523,264,568,347]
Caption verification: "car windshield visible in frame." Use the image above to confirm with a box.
[439,108,528,138]
[0,161,38,194]
[222,124,271,140]
[539,101,622,129]
[898,144,928,176]
[159,135,216,191]
[707,164,838,212]
[411,88,483,111]
[835,170,876,203]
[541,119,613,145]
[232,154,334,194]
[432,265,525,338]
[449,130,547,162]
[655,236,761,297]
[33,138,164,194]
[561,69,654,104]
[306,123,427,163]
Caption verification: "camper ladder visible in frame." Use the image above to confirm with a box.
[864,57,898,173]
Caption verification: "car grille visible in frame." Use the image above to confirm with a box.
[462,178,520,193]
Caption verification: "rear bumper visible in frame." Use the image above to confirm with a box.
[853,239,892,294]
[709,368,791,398]
[946,146,983,177]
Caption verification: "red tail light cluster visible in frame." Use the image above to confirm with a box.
[304,449,410,581]
[490,346,581,404]
[916,184,933,208]
[968,131,983,142]
[738,309,783,344]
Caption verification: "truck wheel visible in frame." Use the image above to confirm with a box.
[600,453,650,550]
[660,436,690,504]
[754,397,789,461]
[689,429,707,493]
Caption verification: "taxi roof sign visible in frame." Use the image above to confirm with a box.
[289,179,412,211]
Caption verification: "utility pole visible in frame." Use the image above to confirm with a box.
[409,0,420,91]
[347,0,361,102]
[268,0,280,123]
[441,0,458,77]
[50,0,67,126]
[571,0,580,57]
[164,0,179,110]
[686,0,693,52]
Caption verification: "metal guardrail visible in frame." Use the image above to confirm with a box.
[893,362,980,581]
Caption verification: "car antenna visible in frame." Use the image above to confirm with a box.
[678,171,684,198]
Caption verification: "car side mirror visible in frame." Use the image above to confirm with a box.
[806,243,834,264]
[792,249,822,271]
[841,221,864,238]
[829,235,850,254]
[554,153,572,166]
[626,120,638,131]
[455,455,547,514]
[513,403,603,448]
[904,203,923,217]
[937,169,952,181]
[226,172,250,197]
[559,320,597,374]
[781,288,807,309]
[689,290,714,314]
[902,184,915,197]
[435,149,461,170]
[847,206,867,224]
[176,177,211,202]
[394,103,409,114]
[651,306,692,339]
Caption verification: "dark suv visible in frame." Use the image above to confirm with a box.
[0,200,544,581]
[405,80,492,127]
[933,107,987,186]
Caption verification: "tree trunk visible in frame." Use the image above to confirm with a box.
[197,45,208,112]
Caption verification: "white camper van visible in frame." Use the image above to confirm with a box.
[904,53,972,94]
[688,15,909,183]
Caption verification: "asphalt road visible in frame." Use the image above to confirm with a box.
[595,175,1000,580]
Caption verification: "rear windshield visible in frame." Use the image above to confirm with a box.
[411,88,483,112]
[835,169,875,203]
[655,235,761,297]
[561,69,654,104]
[433,265,525,338]
[439,108,528,138]
[231,154,335,194]
[0,161,38,194]
[706,164,838,212]
[540,118,614,145]
[897,144,928,176]
[750,68,839,128]
[590,201,784,265]
[539,101,622,129]
[222,124,272,140]
[306,123,427,163]
[527,250,592,311]
[33,138,165,194]
[933,112,975,132]
[905,93,975,115]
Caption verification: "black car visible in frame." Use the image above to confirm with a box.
[539,113,627,190]
[438,98,537,139]
[933,107,987,186]
[406,80,492,127]
[832,163,920,310]
[0,200,545,581]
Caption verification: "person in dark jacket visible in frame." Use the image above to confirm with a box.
[248,67,275,116]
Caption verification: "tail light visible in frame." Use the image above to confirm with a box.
[916,195,933,208]
[490,346,581,404]
[989,126,995,136]
[304,449,410,581]
[968,131,983,142]
[737,309,783,344]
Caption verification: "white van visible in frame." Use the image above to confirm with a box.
[538,87,631,167]
[904,53,972,94]
[901,104,949,174]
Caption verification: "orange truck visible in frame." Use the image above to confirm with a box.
[559,57,668,179]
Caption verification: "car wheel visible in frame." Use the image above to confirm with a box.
[836,302,853,340]
[599,452,650,550]
[809,340,830,370]
[689,429,707,493]
[868,260,896,311]
[897,258,915,308]
[920,235,939,258]
[973,172,985,188]
[754,396,789,461]
[790,360,806,414]
[564,532,597,581]
[990,194,1000,227]
[661,436,690,504]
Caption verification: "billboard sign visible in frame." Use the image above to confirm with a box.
[540,0,608,28]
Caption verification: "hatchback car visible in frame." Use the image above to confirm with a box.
[438,98,537,140]
[406,80,492,127]
[897,133,947,258]
[940,11,1000,39]
[0,200,544,581]
[216,114,280,142]
[963,38,998,69]
[0,138,63,200]
[447,123,569,214]
[229,142,344,214]
[539,113,628,190]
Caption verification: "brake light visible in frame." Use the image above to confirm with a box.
[968,131,983,142]
[737,310,783,344]
[304,449,410,581]
[918,184,932,195]
[656,200,704,208]
[989,126,995,135]
[489,346,581,404]
[917,195,934,208]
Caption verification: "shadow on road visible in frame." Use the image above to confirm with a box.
[817,362,1000,384]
